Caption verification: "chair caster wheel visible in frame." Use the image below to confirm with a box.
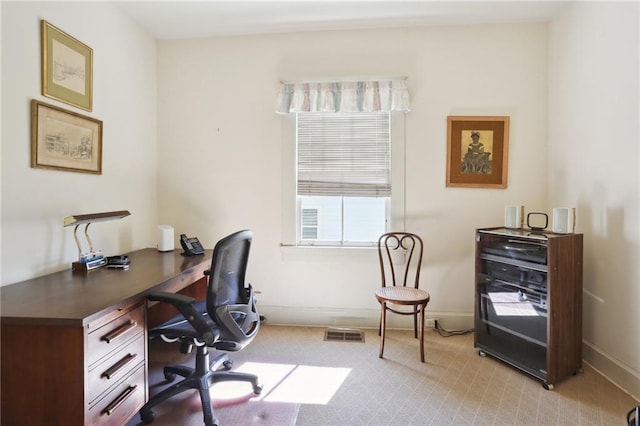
[164,371,176,381]
[223,359,233,370]
[253,383,263,394]
[140,409,156,424]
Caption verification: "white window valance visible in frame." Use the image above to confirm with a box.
[275,78,410,114]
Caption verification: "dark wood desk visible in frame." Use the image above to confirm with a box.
[1,248,213,426]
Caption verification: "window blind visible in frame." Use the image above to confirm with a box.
[297,112,390,197]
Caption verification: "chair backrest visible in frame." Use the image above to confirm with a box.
[206,229,260,351]
[378,232,424,289]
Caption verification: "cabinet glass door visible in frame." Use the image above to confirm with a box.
[476,260,549,379]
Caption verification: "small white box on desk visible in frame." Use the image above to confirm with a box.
[157,225,174,252]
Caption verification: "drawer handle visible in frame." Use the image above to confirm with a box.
[103,385,137,416]
[102,320,137,343]
[102,353,138,380]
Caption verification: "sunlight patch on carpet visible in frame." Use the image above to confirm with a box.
[212,362,296,404]
[216,361,350,405]
[265,365,350,404]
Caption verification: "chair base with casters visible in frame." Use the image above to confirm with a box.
[139,342,262,426]
[376,286,430,362]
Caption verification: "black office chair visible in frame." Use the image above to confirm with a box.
[139,229,262,426]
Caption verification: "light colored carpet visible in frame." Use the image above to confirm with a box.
[130,324,639,425]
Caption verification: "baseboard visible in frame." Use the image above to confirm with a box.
[257,305,474,331]
[583,340,640,402]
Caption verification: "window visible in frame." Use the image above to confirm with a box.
[296,112,390,246]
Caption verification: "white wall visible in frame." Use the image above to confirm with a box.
[1,2,158,284]
[549,1,640,400]
[156,23,549,328]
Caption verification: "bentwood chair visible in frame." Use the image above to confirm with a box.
[375,232,431,362]
[139,230,262,426]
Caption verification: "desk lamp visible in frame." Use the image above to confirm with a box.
[64,210,131,272]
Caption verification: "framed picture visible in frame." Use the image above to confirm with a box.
[31,99,103,174]
[41,20,93,111]
[446,116,510,188]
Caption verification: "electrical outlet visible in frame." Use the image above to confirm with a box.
[425,318,438,329]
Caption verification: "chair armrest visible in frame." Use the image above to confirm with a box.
[147,292,218,345]
[148,292,195,305]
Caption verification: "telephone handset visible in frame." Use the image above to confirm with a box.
[180,234,205,256]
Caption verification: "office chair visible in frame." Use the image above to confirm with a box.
[628,406,640,426]
[139,229,262,426]
[375,232,431,362]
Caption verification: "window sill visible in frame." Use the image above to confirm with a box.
[279,244,377,262]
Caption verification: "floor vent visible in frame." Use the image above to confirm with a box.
[324,328,365,343]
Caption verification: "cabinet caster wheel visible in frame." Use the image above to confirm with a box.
[478,350,487,357]
[223,359,233,370]
[542,382,554,390]
[140,409,156,424]
[253,383,264,394]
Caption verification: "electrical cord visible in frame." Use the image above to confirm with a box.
[434,320,474,337]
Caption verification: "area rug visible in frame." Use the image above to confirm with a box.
[126,389,299,426]
[126,340,300,426]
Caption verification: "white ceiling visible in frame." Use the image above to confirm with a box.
[112,1,568,40]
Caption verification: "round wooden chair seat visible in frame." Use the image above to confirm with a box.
[375,287,430,305]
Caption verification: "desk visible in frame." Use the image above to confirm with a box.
[1,248,213,426]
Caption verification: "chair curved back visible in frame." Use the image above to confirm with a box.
[206,229,260,352]
[378,232,424,289]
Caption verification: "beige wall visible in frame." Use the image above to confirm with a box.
[1,2,158,284]
[549,2,640,400]
[156,23,549,326]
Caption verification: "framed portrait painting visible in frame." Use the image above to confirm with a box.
[446,116,510,188]
[41,20,93,111]
[31,99,103,174]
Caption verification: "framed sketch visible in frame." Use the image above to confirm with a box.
[41,20,93,111]
[31,99,102,174]
[446,116,510,188]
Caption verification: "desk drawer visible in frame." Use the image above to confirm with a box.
[88,333,145,404]
[88,305,145,367]
[89,365,146,426]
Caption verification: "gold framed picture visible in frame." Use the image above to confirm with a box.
[41,20,93,111]
[446,116,510,188]
[31,99,102,174]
